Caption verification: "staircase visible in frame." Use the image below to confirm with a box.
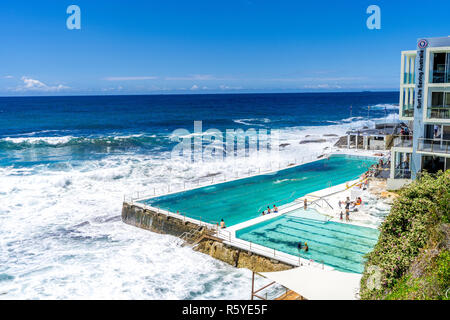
[174,225,221,247]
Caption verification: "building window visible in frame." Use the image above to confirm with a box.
[430,52,450,84]
[401,87,414,117]
[428,91,450,119]
[403,55,416,84]
[394,152,411,179]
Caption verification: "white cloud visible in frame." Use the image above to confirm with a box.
[190,84,199,90]
[103,76,158,81]
[266,77,366,82]
[3,75,14,79]
[165,74,234,81]
[14,76,69,92]
[219,84,243,90]
[303,84,342,89]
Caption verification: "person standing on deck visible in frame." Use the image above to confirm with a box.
[345,197,351,210]
[304,198,308,210]
[220,219,226,228]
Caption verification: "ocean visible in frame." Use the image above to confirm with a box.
[0,92,398,299]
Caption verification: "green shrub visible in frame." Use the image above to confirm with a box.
[360,170,450,299]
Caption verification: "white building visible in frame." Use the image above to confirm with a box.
[388,36,450,190]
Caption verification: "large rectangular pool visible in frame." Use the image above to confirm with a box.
[142,154,376,226]
[236,209,379,273]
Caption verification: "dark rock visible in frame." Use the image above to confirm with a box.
[299,139,327,144]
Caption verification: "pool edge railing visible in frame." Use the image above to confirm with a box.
[125,152,327,203]
[215,228,328,270]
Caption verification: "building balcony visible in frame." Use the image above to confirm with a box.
[427,107,450,119]
[417,138,450,155]
[403,72,415,85]
[393,135,413,148]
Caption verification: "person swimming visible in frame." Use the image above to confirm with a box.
[304,242,309,252]
[297,241,303,250]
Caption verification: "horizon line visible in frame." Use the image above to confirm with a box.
[0,89,399,99]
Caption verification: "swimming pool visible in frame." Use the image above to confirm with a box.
[236,209,379,273]
[143,154,376,226]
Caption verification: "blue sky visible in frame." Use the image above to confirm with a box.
[0,0,449,96]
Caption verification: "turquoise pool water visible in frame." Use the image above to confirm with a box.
[236,209,379,273]
[143,155,376,226]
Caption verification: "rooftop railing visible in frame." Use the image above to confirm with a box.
[417,138,450,155]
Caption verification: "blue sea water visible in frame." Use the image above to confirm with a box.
[0,92,398,167]
[0,92,397,299]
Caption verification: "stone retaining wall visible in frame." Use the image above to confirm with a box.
[121,202,293,272]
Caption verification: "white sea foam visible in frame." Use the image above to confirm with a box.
[2,136,75,145]
[233,118,271,126]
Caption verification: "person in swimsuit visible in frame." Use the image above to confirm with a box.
[304,198,308,210]
[297,241,303,250]
[220,219,226,228]
[345,197,351,210]
[267,206,271,213]
[304,242,309,252]
[273,205,278,213]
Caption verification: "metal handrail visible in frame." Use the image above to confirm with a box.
[216,228,327,269]
[417,137,450,155]
[126,153,324,204]
[392,134,413,148]
[216,229,303,266]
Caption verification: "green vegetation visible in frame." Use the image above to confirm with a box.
[360,170,450,300]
